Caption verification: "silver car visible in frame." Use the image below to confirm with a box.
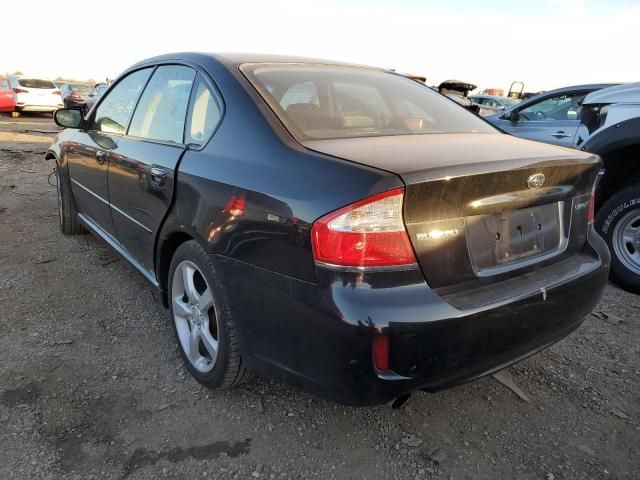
[469,94,519,116]
[486,84,618,147]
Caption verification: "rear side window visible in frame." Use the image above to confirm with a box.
[185,75,223,146]
[71,84,91,94]
[17,78,56,89]
[0,80,9,90]
[128,65,196,144]
[242,64,495,140]
[90,68,152,135]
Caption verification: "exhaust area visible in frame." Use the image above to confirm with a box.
[391,393,411,409]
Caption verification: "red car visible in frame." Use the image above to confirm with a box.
[0,77,15,114]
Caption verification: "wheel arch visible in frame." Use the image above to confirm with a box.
[595,143,640,208]
[582,117,640,208]
[155,227,196,307]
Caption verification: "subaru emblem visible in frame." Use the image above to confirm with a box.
[527,173,545,189]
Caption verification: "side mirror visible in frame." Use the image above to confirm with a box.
[504,110,519,122]
[54,108,83,129]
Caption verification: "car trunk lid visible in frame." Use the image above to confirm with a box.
[303,133,601,293]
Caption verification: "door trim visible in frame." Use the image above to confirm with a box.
[110,202,153,234]
[71,178,109,205]
[72,178,153,233]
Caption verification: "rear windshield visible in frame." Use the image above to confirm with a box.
[70,83,91,94]
[241,64,495,140]
[17,78,56,89]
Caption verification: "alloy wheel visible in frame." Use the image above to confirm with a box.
[171,260,219,373]
[612,210,640,275]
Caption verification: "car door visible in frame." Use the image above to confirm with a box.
[0,79,14,112]
[496,92,586,147]
[107,65,198,274]
[66,68,152,238]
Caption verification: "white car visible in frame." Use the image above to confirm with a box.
[576,82,640,293]
[8,76,63,115]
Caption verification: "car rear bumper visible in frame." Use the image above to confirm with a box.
[63,98,86,108]
[215,230,609,406]
[15,104,61,112]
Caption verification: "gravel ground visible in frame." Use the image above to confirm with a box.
[0,114,639,480]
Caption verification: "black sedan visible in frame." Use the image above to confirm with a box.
[48,53,609,406]
[60,82,92,109]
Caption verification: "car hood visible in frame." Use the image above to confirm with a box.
[582,82,640,105]
[302,133,593,184]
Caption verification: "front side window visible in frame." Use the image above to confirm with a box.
[90,69,152,135]
[518,93,585,121]
[0,80,9,90]
[242,64,494,140]
[128,65,196,143]
[185,75,222,146]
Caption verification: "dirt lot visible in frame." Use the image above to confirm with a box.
[0,115,638,480]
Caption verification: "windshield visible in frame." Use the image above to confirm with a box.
[241,64,495,140]
[17,78,56,89]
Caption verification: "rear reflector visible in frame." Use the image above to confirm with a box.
[311,188,417,268]
[587,193,595,224]
[372,335,390,371]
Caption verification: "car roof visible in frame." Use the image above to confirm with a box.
[131,52,382,70]
[582,82,640,105]
[494,83,621,114]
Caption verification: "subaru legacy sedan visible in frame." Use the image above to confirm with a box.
[48,53,609,406]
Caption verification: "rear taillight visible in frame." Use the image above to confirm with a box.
[311,187,417,268]
[13,88,27,94]
[53,91,62,96]
[588,169,605,225]
[372,335,390,371]
[587,193,595,224]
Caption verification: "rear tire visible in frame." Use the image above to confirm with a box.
[56,166,86,235]
[595,184,640,293]
[168,240,251,389]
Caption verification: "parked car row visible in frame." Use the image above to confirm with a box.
[484,82,640,291]
[0,76,108,117]
[48,52,610,406]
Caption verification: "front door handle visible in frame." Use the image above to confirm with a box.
[95,150,107,164]
[551,131,571,139]
[150,167,168,186]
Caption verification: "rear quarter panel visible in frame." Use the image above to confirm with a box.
[161,57,402,284]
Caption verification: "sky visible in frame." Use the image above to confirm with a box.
[3,0,639,93]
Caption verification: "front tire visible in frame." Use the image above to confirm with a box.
[56,166,86,235]
[595,185,640,293]
[168,240,251,389]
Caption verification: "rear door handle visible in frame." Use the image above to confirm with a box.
[95,150,107,164]
[150,167,168,186]
[551,131,571,139]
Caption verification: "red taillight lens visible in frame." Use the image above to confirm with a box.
[372,335,390,371]
[587,192,595,224]
[53,90,62,96]
[223,195,245,217]
[13,88,28,94]
[311,188,417,268]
